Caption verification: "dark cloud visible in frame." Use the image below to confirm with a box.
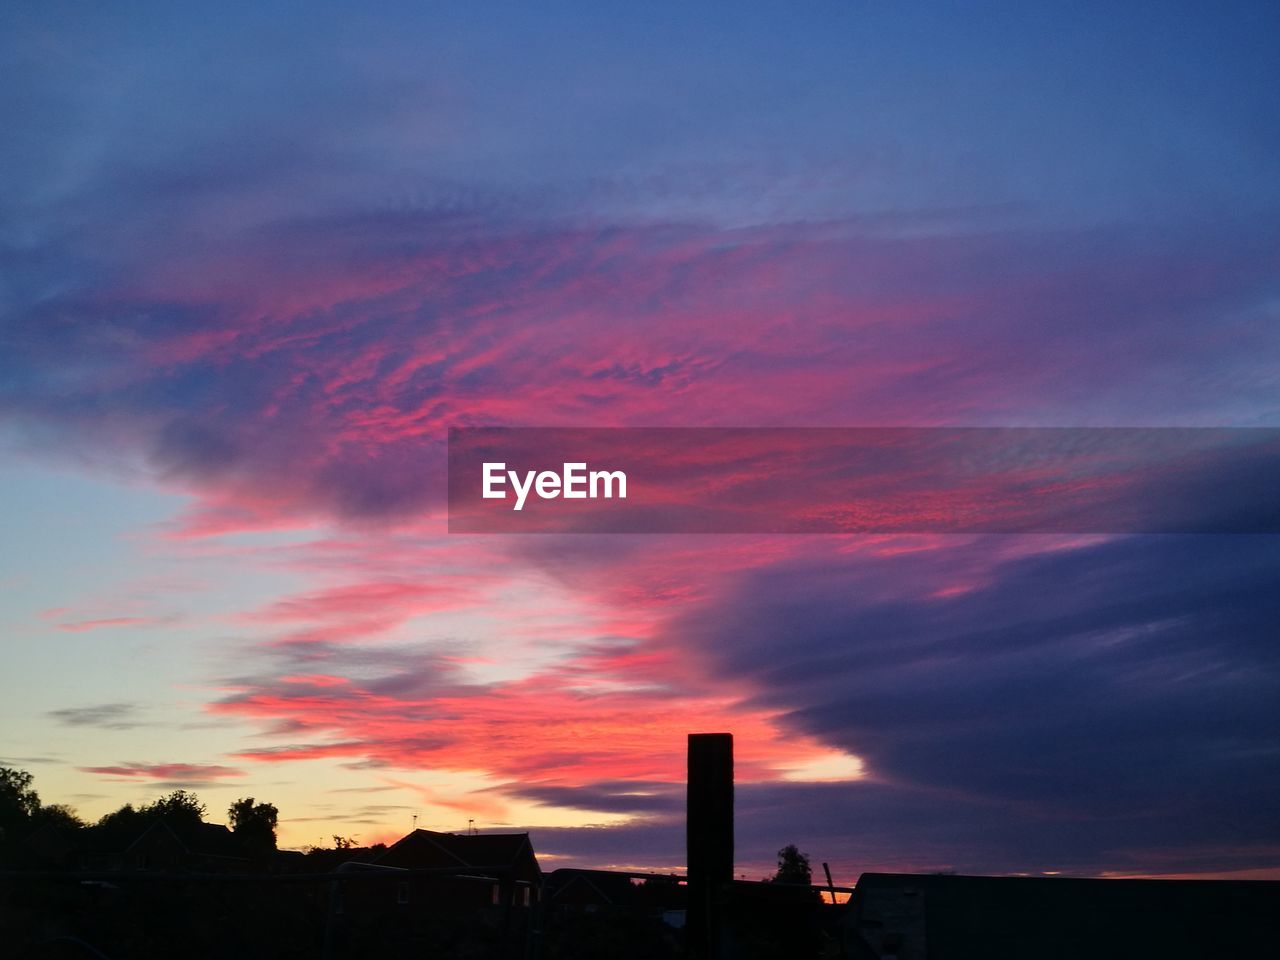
[48,702,144,730]
[153,418,242,482]
[524,819,685,870]
[327,784,399,794]
[671,534,1280,874]
[507,780,683,816]
[0,755,62,766]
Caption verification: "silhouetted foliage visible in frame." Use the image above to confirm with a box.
[1,766,41,859]
[772,843,812,885]
[142,788,206,827]
[1,768,88,868]
[96,801,142,831]
[33,802,85,831]
[94,790,208,847]
[229,796,279,853]
[1,766,41,824]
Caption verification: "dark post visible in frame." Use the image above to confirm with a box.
[687,732,733,958]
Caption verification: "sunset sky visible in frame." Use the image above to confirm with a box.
[2,2,1279,881]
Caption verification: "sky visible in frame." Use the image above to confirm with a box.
[2,1,1279,880]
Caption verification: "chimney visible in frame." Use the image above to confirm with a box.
[687,732,733,957]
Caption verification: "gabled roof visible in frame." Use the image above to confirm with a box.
[124,819,249,860]
[374,829,538,874]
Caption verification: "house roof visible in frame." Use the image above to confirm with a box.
[373,829,538,875]
[123,819,250,860]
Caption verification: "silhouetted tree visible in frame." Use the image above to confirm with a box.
[1,766,41,855]
[97,802,143,831]
[1,768,84,861]
[228,797,278,853]
[34,802,85,831]
[141,789,206,828]
[772,843,813,885]
[92,792,206,848]
[1,767,41,827]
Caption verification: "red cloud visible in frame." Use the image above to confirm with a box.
[218,672,820,787]
[245,579,476,623]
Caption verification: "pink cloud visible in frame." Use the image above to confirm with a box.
[11,199,1276,875]
[235,576,488,646]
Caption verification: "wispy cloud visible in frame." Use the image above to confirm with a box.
[78,762,245,784]
[48,703,145,730]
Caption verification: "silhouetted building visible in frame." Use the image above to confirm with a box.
[80,818,252,872]
[844,872,1280,960]
[311,830,541,958]
[372,828,541,906]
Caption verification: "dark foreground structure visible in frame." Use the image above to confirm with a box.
[7,865,1279,959]
[843,872,1280,960]
[4,734,1279,958]
[678,733,1280,959]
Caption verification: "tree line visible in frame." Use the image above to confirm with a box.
[1,765,279,858]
